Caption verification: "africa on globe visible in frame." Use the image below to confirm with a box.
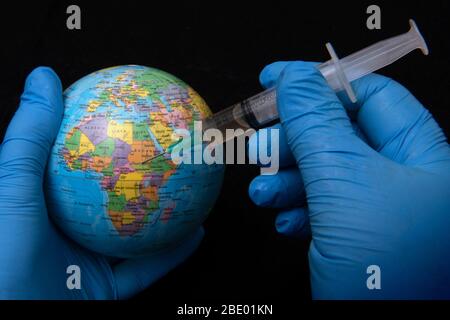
[45,65,224,258]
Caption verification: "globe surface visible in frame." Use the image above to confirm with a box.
[46,65,224,258]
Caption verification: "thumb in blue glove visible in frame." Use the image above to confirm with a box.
[249,61,450,299]
[0,67,203,299]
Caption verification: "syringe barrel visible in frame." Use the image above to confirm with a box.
[205,89,278,145]
[239,87,278,127]
[203,87,278,133]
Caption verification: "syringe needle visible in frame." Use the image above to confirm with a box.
[142,152,166,164]
[141,138,184,164]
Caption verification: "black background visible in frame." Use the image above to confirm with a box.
[0,0,449,308]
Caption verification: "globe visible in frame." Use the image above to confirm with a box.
[45,65,224,258]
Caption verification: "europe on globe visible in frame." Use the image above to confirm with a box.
[45,65,224,258]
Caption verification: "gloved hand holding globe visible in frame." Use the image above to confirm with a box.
[0,66,223,299]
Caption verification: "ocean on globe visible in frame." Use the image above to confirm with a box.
[45,65,224,258]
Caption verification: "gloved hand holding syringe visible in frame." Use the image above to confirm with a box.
[202,19,428,138]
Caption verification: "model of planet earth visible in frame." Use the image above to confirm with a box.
[45,65,224,258]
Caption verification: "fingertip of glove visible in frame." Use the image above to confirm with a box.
[278,61,325,88]
[248,175,280,207]
[275,215,292,234]
[26,66,62,91]
[259,61,290,88]
[22,67,63,116]
[275,208,307,236]
[248,178,264,206]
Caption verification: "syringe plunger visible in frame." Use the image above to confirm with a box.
[319,19,428,103]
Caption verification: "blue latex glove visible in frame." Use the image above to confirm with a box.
[0,67,203,299]
[248,61,450,299]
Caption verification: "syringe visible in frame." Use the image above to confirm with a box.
[202,19,428,136]
[144,20,428,163]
